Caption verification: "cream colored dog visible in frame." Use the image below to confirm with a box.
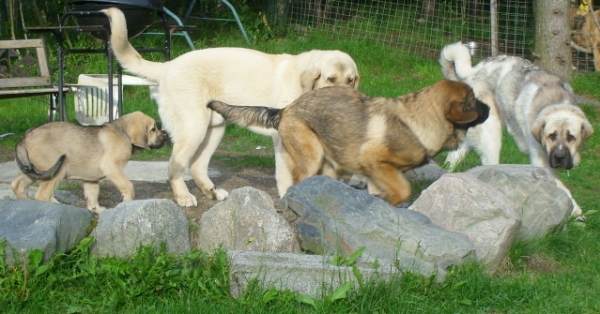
[103,7,360,206]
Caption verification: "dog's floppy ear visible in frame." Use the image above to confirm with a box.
[531,116,546,143]
[124,112,151,149]
[445,100,479,124]
[351,74,360,89]
[300,64,321,93]
[581,118,594,143]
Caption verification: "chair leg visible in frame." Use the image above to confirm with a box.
[48,93,58,122]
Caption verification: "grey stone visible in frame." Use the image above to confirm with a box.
[404,162,448,182]
[229,250,401,299]
[197,187,300,253]
[281,176,475,277]
[0,184,79,205]
[347,162,446,190]
[409,173,520,271]
[467,165,573,240]
[0,183,15,200]
[0,200,93,266]
[53,190,80,205]
[90,199,190,258]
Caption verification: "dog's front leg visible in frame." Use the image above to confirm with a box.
[554,178,583,219]
[83,182,106,214]
[103,167,135,202]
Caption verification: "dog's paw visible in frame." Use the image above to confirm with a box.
[91,206,106,215]
[176,193,198,207]
[571,204,583,217]
[214,188,229,201]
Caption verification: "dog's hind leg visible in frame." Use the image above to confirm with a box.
[84,182,106,214]
[165,108,212,207]
[11,173,34,199]
[279,121,324,189]
[190,123,229,201]
[272,133,295,198]
[34,167,66,203]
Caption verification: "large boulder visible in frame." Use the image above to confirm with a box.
[0,200,93,266]
[467,165,573,240]
[409,173,520,271]
[196,187,300,253]
[281,176,475,279]
[90,199,190,258]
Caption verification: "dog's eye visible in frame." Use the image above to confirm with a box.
[549,132,557,141]
[327,77,336,83]
[567,134,575,142]
[151,127,156,132]
[346,77,354,85]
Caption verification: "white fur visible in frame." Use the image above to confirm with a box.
[440,42,594,217]
[103,8,360,206]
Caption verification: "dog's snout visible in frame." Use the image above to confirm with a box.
[549,145,573,169]
[476,100,490,122]
[150,129,168,149]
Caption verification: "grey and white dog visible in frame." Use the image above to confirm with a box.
[439,41,594,216]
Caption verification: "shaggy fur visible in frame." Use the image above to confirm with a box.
[209,80,489,205]
[440,41,594,216]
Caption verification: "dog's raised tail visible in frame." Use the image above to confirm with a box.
[15,145,65,180]
[102,7,165,82]
[208,101,282,130]
[439,42,477,81]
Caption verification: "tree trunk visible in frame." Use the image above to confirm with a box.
[534,0,572,82]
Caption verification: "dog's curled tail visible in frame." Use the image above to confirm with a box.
[102,7,165,82]
[439,42,477,81]
[208,101,281,130]
[15,145,65,180]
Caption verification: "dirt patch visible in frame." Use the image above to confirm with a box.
[90,161,281,223]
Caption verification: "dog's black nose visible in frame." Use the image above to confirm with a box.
[550,147,573,169]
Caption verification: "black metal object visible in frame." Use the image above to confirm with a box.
[69,0,164,40]
[26,0,174,122]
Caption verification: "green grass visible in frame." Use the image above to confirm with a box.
[1,23,600,313]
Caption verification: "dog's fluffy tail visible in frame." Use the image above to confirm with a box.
[207,101,282,130]
[15,145,65,180]
[439,42,477,81]
[102,7,165,82]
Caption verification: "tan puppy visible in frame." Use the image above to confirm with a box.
[208,80,489,205]
[11,111,167,213]
[571,8,600,71]
[103,8,360,207]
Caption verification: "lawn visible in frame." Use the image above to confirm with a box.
[1,25,600,313]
